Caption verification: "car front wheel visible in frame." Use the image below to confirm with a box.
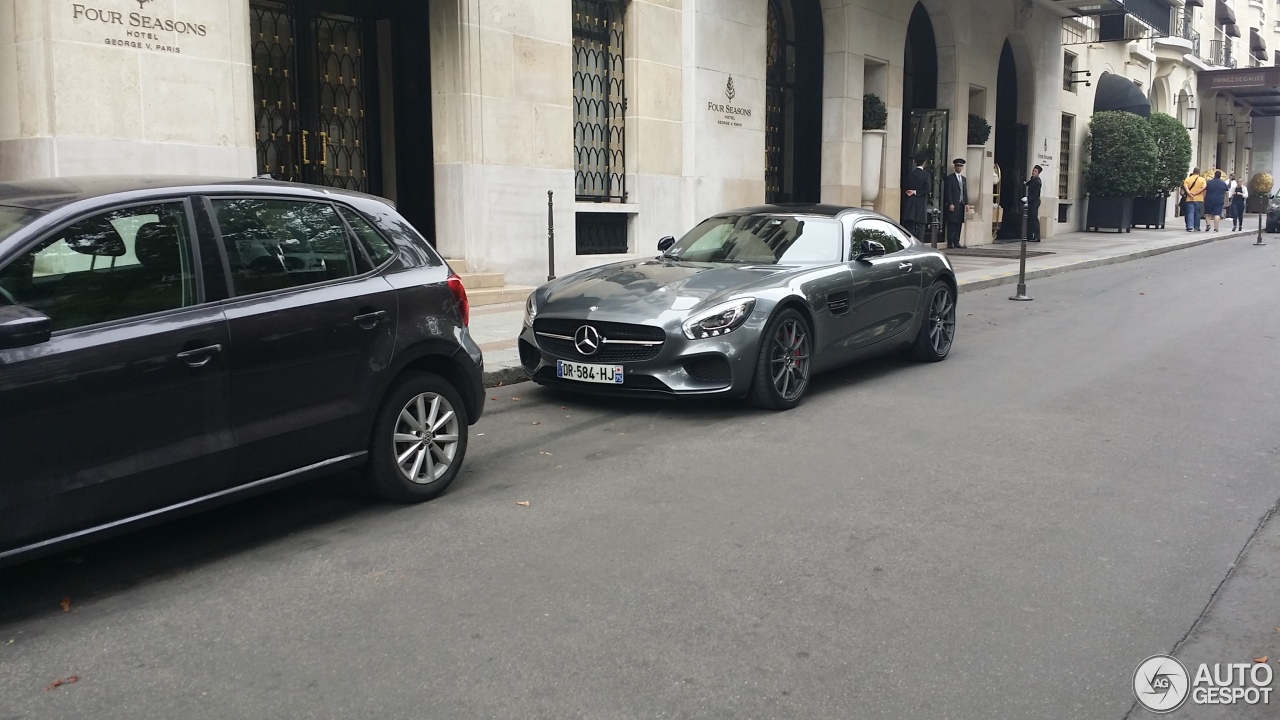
[747,307,812,411]
[367,372,469,502]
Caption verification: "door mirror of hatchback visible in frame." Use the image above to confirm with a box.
[0,305,52,350]
[657,236,676,252]
[853,239,886,262]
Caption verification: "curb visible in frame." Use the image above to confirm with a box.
[482,229,1261,388]
[956,229,1250,293]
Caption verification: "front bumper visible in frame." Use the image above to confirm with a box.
[517,320,760,398]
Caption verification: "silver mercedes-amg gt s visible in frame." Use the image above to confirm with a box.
[517,204,957,409]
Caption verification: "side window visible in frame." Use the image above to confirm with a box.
[212,198,357,296]
[0,202,196,332]
[339,207,395,266]
[851,219,905,255]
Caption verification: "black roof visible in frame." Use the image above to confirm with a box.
[724,203,864,218]
[0,175,380,212]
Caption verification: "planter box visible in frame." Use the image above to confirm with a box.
[1131,196,1167,229]
[1085,196,1133,233]
[861,129,887,207]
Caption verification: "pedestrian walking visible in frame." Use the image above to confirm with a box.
[1204,170,1228,232]
[1182,168,1207,232]
[1022,165,1042,242]
[942,158,968,249]
[902,153,930,240]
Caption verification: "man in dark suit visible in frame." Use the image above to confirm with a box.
[942,158,968,248]
[902,153,930,240]
[1023,164,1042,242]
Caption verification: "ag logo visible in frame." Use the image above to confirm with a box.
[1134,655,1191,713]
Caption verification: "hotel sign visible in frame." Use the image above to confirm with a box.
[709,75,753,128]
[1200,68,1280,90]
[71,2,209,54]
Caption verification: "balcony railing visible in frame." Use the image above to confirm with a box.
[1210,38,1238,67]
[1174,9,1202,55]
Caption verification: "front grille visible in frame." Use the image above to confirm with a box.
[534,318,665,342]
[533,318,665,363]
[682,355,732,385]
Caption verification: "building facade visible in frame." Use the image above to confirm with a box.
[4,0,1274,287]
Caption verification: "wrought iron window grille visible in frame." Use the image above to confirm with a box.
[573,0,627,203]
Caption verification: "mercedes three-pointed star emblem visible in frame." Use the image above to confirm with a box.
[574,325,602,356]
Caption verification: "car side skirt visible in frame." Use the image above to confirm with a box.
[0,452,367,569]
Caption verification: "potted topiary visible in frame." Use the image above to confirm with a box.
[965,114,992,210]
[862,93,888,206]
[1085,111,1157,232]
[1132,112,1192,228]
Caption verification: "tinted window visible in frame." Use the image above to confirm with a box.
[668,215,842,264]
[340,207,395,265]
[852,219,906,254]
[213,198,357,296]
[0,206,40,242]
[0,202,196,331]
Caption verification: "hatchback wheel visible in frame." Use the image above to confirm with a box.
[911,281,956,362]
[747,308,812,410]
[368,372,469,502]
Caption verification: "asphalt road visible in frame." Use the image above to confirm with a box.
[2,237,1279,719]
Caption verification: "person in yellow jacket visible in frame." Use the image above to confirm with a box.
[1182,168,1207,232]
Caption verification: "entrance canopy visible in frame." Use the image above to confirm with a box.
[1199,67,1280,117]
[1093,72,1152,117]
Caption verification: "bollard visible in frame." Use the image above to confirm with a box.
[1256,204,1267,246]
[547,191,556,280]
[1009,202,1032,302]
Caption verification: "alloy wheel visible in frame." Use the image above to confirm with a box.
[929,286,956,356]
[393,392,461,484]
[769,317,810,401]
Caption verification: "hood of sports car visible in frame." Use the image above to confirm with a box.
[538,259,792,322]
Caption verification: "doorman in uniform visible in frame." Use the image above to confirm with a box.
[942,158,968,249]
[902,153,930,240]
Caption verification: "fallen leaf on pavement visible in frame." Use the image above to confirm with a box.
[539,451,553,456]
[59,597,70,612]
[491,396,499,401]
[1274,627,1280,632]
[511,397,521,401]
[560,406,567,410]
[516,501,530,507]
[1140,292,1146,295]
[1255,656,1269,664]
[531,421,541,425]
[44,676,79,691]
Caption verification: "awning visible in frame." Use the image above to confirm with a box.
[1251,27,1267,52]
[1092,72,1152,117]
[1186,0,1204,6]
[1225,22,1241,38]
[1199,66,1280,116]
[1216,0,1236,25]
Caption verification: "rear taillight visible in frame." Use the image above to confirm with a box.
[447,273,470,327]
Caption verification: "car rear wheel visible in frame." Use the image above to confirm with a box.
[746,308,812,411]
[367,372,469,502]
[911,281,956,362]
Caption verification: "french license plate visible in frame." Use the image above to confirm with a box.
[557,360,624,384]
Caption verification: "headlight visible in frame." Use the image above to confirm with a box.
[523,294,537,327]
[682,298,756,339]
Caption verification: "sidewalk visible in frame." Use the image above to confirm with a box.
[470,225,1261,387]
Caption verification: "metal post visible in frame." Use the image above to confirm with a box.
[547,191,557,280]
[1009,201,1032,301]
[1255,199,1267,246]
[930,209,938,250]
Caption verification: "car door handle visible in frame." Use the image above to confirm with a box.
[176,344,222,368]
[355,310,388,330]
[899,262,913,271]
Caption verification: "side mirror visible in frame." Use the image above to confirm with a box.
[657,236,676,252]
[0,305,52,350]
[853,240,886,262]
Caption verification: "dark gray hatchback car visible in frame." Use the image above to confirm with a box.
[0,177,484,566]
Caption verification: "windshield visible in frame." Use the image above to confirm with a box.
[0,205,40,244]
[666,214,842,264]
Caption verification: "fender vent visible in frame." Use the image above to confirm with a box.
[828,291,850,315]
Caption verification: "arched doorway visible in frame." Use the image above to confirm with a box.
[902,3,945,223]
[994,40,1026,240]
[765,0,823,203]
